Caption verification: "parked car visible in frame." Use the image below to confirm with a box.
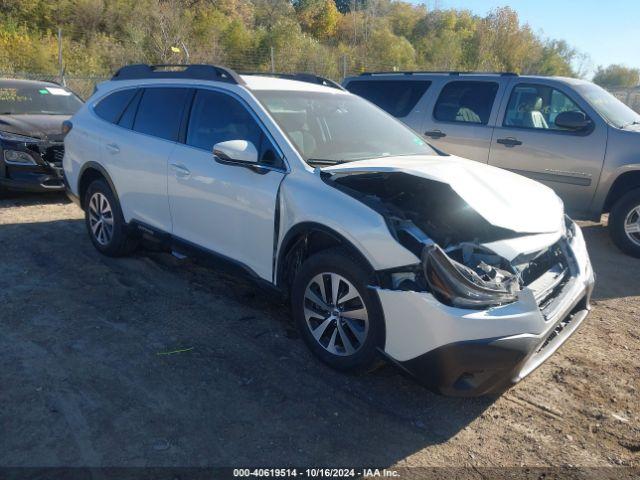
[63,64,594,396]
[343,72,640,257]
[0,79,83,194]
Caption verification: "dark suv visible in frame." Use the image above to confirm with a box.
[0,79,83,193]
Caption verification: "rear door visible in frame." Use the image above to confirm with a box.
[422,79,506,163]
[488,80,607,216]
[97,86,190,232]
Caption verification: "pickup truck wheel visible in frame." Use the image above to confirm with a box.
[291,248,385,372]
[84,179,137,256]
[609,189,640,258]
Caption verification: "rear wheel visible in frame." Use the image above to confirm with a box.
[291,248,385,372]
[84,179,137,256]
[609,188,640,258]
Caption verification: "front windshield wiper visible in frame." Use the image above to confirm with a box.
[307,158,347,166]
[622,120,640,128]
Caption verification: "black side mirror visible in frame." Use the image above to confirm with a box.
[554,111,592,131]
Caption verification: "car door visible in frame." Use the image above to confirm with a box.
[422,79,505,163]
[167,88,286,281]
[488,81,607,216]
[99,86,190,232]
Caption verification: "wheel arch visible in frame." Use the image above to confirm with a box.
[276,222,377,294]
[77,162,119,210]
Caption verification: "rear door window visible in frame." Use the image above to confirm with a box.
[345,80,431,117]
[133,88,190,141]
[94,89,137,123]
[433,81,499,125]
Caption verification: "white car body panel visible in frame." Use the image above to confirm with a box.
[324,155,565,234]
[167,143,285,280]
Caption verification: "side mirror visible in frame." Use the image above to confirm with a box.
[554,111,592,131]
[213,140,258,164]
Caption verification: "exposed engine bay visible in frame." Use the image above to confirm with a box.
[327,171,573,308]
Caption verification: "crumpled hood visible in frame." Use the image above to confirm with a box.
[323,155,564,234]
[0,114,69,141]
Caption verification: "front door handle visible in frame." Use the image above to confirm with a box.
[424,129,446,139]
[170,163,191,178]
[106,143,120,154]
[497,137,523,147]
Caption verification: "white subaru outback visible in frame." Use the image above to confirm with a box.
[63,64,595,396]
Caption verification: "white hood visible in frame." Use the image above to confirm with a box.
[323,155,565,235]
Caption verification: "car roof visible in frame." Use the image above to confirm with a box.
[241,75,346,93]
[343,72,592,87]
[0,78,63,89]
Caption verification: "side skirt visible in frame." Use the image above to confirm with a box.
[128,220,287,302]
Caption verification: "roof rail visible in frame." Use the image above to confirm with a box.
[359,71,519,77]
[242,72,345,91]
[112,64,246,85]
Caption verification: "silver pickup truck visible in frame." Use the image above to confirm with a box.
[343,72,640,257]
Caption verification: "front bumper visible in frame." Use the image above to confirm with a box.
[376,224,595,396]
[0,142,65,192]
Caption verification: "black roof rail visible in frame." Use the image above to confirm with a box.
[241,72,346,91]
[359,71,519,77]
[111,64,246,85]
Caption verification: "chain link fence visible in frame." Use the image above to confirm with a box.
[610,87,640,113]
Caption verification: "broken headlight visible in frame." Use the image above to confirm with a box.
[422,244,519,309]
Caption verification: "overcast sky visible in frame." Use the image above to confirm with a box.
[414,0,639,77]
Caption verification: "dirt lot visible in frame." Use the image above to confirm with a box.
[0,192,638,470]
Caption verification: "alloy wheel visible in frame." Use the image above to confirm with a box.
[88,192,114,246]
[303,272,369,356]
[624,205,640,247]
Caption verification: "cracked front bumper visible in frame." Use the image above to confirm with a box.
[376,224,595,397]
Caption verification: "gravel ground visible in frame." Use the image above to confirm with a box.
[0,192,638,470]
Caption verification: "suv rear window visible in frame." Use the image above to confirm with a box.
[433,81,498,125]
[345,80,431,118]
[94,89,137,123]
[133,88,190,141]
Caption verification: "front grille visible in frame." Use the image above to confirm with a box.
[536,295,587,354]
[42,145,64,166]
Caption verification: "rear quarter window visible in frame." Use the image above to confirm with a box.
[345,80,431,118]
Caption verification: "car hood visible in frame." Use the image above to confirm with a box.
[0,114,69,141]
[323,155,564,235]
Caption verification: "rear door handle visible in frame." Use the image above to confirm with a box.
[106,143,120,154]
[170,163,191,178]
[497,137,523,147]
[424,129,446,139]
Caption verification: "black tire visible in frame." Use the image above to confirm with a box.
[609,188,640,258]
[84,179,137,256]
[291,247,385,372]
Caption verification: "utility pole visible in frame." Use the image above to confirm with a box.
[57,27,65,85]
[342,55,347,80]
[270,47,275,73]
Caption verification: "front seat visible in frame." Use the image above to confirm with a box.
[519,94,549,129]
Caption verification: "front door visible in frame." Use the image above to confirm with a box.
[489,82,606,216]
[167,88,286,281]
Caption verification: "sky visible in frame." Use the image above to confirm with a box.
[414,0,639,77]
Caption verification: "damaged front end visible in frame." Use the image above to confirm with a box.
[326,170,572,310]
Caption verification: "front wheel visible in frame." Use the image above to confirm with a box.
[291,248,385,372]
[609,189,640,258]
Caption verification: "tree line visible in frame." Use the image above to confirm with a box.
[0,0,637,87]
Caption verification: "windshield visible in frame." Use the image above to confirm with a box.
[253,90,436,164]
[0,85,83,115]
[575,83,640,129]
